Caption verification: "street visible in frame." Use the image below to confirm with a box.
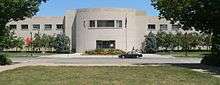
[11,54,202,65]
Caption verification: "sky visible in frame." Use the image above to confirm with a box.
[37,0,159,16]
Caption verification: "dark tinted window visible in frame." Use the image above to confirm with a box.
[56,24,63,29]
[97,20,114,27]
[45,24,52,30]
[33,24,40,30]
[89,20,95,27]
[148,24,156,29]
[21,25,28,30]
[9,25,17,29]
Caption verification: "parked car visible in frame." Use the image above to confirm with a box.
[119,51,143,59]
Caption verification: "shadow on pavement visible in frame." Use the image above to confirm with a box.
[136,63,220,76]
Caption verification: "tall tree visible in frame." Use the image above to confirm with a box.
[151,0,220,65]
[0,0,47,51]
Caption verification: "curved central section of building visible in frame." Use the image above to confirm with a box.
[74,8,146,52]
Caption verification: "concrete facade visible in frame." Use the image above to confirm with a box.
[7,8,195,53]
[7,16,64,37]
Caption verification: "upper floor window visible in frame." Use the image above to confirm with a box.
[160,24,168,30]
[89,20,95,27]
[116,20,122,28]
[148,24,156,30]
[9,25,17,29]
[89,20,123,28]
[21,25,28,30]
[56,24,63,29]
[97,20,114,27]
[44,24,52,30]
[33,24,40,30]
[172,24,181,30]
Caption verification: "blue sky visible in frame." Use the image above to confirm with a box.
[37,0,159,16]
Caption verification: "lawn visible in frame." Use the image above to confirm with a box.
[0,66,219,85]
[2,52,54,58]
[158,52,210,58]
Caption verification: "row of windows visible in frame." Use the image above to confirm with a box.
[89,20,122,28]
[9,23,180,31]
[148,24,181,31]
[9,24,64,30]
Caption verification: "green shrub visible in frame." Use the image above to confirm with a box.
[0,54,12,65]
[85,49,126,55]
[201,54,220,66]
[144,32,157,53]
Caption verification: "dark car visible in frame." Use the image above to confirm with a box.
[119,51,143,59]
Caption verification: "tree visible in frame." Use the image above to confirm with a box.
[32,33,42,51]
[166,33,176,51]
[156,31,167,51]
[189,32,200,50]
[202,33,212,50]
[1,31,17,50]
[144,32,157,53]
[53,34,70,53]
[41,34,55,52]
[151,0,220,66]
[41,34,49,51]
[157,32,177,51]
[0,0,47,51]
[175,32,183,50]
[47,35,56,52]
[14,37,24,51]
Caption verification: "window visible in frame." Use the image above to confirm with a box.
[97,20,114,27]
[9,25,17,29]
[56,24,63,29]
[89,20,123,28]
[21,25,28,30]
[44,24,52,30]
[96,40,115,49]
[89,20,95,27]
[160,24,168,30]
[33,24,40,30]
[172,24,181,30]
[116,20,122,28]
[148,24,156,30]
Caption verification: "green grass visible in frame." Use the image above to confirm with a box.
[0,66,219,85]
[158,52,210,58]
[2,52,54,58]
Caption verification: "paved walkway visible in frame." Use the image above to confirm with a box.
[40,53,174,58]
[0,54,219,78]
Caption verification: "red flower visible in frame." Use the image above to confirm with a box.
[24,36,32,46]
